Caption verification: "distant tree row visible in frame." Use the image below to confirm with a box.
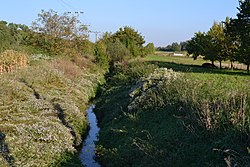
[186,0,250,72]
[157,42,187,52]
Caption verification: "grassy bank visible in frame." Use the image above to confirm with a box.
[0,52,104,166]
[95,55,250,166]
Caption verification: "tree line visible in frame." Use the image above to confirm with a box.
[186,0,250,72]
[157,42,187,52]
[0,9,155,71]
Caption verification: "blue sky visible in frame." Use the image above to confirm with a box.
[0,0,239,46]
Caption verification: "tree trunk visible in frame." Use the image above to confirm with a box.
[230,61,233,70]
[219,61,222,69]
[247,64,250,73]
[211,60,214,65]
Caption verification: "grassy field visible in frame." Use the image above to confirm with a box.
[146,53,208,65]
[150,52,248,70]
[0,52,104,166]
[95,54,250,166]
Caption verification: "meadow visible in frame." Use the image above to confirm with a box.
[94,54,250,166]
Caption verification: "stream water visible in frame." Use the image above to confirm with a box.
[80,105,101,167]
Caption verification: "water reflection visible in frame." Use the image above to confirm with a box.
[80,105,101,167]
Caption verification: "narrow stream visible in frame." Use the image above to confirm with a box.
[80,105,101,167]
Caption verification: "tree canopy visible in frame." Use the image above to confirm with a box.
[227,0,250,72]
[111,26,145,57]
[187,3,250,73]
[31,9,90,55]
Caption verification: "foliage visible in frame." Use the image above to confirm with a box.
[0,21,11,52]
[144,43,155,55]
[106,40,130,68]
[94,40,109,68]
[0,21,30,52]
[94,28,155,70]
[227,0,250,72]
[186,32,213,61]
[157,41,187,52]
[31,9,91,56]
[187,18,240,69]
[111,26,145,57]
[187,0,250,72]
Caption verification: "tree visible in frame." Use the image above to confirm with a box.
[144,43,155,55]
[163,42,181,52]
[227,0,250,73]
[207,21,226,69]
[224,17,239,69]
[187,31,218,65]
[111,26,145,57]
[31,9,89,55]
[187,18,239,69]
[180,41,187,51]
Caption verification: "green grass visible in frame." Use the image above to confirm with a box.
[94,55,250,166]
[146,54,207,65]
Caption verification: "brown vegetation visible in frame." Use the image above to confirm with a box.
[0,50,28,74]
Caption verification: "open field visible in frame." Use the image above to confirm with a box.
[151,52,248,71]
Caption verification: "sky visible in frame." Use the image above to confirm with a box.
[0,0,239,46]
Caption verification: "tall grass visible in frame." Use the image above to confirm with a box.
[129,68,250,132]
[95,59,250,166]
[0,50,28,74]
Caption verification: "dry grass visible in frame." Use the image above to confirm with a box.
[53,59,82,79]
[0,50,28,74]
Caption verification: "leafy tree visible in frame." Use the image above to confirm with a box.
[94,32,112,68]
[186,32,209,60]
[187,31,218,65]
[202,34,218,65]
[31,9,89,55]
[227,0,250,73]
[207,21,226,69]
[144,43,155,55]
[224,17,239,69]
[170,42,181,52]
[187,18,239,69]
[111,26,145,57]
[180,41,187,51]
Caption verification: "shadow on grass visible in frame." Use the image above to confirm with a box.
[148,61,250,76]
[94,77,250,166]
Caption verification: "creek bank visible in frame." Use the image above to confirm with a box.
[0,57,105,166]
[93,61,250,167]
